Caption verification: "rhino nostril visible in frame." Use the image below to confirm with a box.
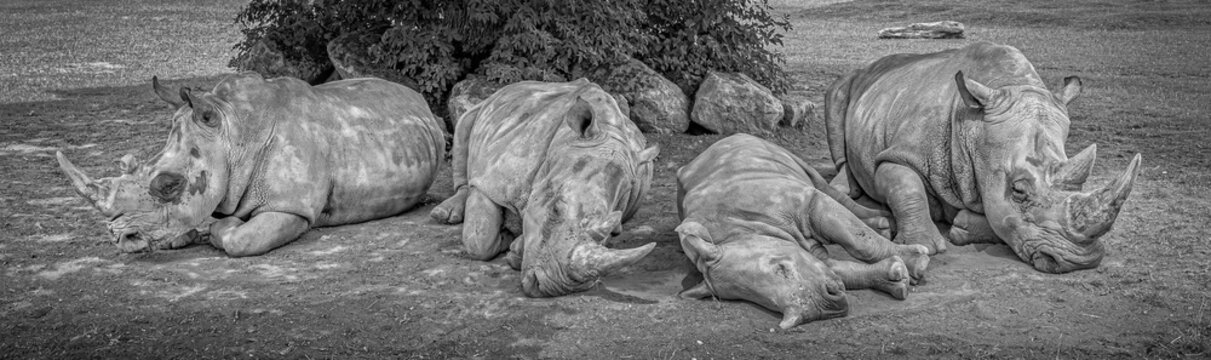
[149,172,186,202]
[824,281,844,298]
[115,229,140,244]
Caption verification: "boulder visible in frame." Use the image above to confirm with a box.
[446,75,506,129]
[326,31,419,90]
[878,21,965,39]
[691,72,784,135]
[232,40,333,84]
[777,91,816,128]
[580,57,690,134]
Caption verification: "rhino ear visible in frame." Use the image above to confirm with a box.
[152,76,186,108]
[676,221,720,266]
[564,96,600,139]
[637,144,660,165]
[1055,76,1082,105]
[954,71,997,109]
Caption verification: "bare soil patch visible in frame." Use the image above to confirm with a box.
[2,0,1209,359]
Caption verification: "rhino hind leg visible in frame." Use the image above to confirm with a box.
[807,194,930,281]
[460,189,514,261]
[874,163,948,254]
[946,210,1000,245]
[824,257,910,300]
[208,213,309,257]
[430,186,470,224]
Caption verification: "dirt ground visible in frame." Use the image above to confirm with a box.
[1,0,1209,359]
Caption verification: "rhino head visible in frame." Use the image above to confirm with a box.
[954,72,1142,273]
[517,94,660,297]
[676,222,849,329]
[57,76,255,252]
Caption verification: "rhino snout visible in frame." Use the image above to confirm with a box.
[149,172,186,202]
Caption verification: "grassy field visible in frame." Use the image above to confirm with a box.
[2,0,1209,359]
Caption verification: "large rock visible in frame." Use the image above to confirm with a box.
[778,91,816,128]
[232,40,333,85]
[446,75,506,129]
[691,72,784,135]
[878,21,965,39]
[580,58,690,134]
[326,31,419,90]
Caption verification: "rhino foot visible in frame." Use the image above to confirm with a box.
[897,244,931,284]
[430,188,469,224]
[871,256,911,300]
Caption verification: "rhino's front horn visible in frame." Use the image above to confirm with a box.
[778,310,804,330]
[56,151,117,217]
[571,242,657,278]
[1066,153,1142,241]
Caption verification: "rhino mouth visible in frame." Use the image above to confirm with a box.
[1015,233,1104,273]
[107,213,203,253]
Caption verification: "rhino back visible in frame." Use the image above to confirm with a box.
[840,42,1043,209]
[463,80,643,211]
[231,77,444,226]
[679,134,818,246]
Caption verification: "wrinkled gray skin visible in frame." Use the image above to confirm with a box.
[430,79,660,298]
[676,134,930,329]
[826,42,1141,273]
[57,73,445,257]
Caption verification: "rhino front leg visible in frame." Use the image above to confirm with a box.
[947,209,1000,245]
[874,163,948,254]
[807,195,930,281]
[461,188,514,261]
[824,257,911,300]
[431,185,469,224]
[208,213,309,257]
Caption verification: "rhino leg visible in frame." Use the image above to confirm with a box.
[828,163,856,197]
[504,236,524,270]
[461,188,514,261]
[208,213,309,257]
[946,209,999,245]
[874,163,948,254]
[431,186,469,224]
[824,257,911,300]
[807,195,930,281]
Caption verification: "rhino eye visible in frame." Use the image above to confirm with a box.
[198,111,219,127]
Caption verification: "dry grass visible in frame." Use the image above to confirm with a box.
[0,0,244,104]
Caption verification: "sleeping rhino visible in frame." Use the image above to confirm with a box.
[825,41,1141,273]
[57,73,446,256]
[676,134,930,329]
[430,79,660,297]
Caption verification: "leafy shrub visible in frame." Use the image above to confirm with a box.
[230,0,791,111]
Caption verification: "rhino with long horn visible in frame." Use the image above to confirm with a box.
[825,41,1141,273]
[430,79,659,297]
[58,74,445,256]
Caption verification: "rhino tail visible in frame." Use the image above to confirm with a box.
[824,70,857,173]
[448,102,483,191]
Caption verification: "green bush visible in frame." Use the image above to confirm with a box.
[229,0,791,110]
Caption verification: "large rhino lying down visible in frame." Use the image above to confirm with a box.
[57,74,446,256]
[430,79,660,298]
[676,134,930,329]
[826,42,1142,273]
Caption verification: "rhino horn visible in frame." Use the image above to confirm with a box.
[56,151,117,217]
[1066,154,1142,241]
[1054,144,1097,191]
[778,310,804,330]
[152,76,186,108]
[571,242,657,278]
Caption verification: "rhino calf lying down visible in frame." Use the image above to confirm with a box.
[826,41,1141,273]
[57,73,446,257]
[430,79,660,297]
[676,134,930,329]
